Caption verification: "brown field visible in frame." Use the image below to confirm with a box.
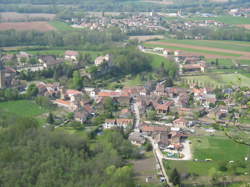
[129,35,165,42]
[147,41,250,59]
[237,24,250,30]
[0,22,56,32]
[131,153,158,184]
[0,12,56,22]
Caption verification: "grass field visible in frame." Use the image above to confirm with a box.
[160,39,250,52]
[144,43,241,57]
[183,73,250,88]
[147,53,173,68]
[165,135,250,184]
[0,100,48,117]
[49,21,75,31]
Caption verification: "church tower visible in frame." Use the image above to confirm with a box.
[0,58,5,89]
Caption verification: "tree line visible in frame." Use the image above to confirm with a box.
[0,28,127,48]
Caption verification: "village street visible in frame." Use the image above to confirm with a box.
[132,100,140,131]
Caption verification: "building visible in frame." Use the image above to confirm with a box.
[95,54,110,66]
[65,50,79,61]
[128,132,146,146]
[103,118,133,129]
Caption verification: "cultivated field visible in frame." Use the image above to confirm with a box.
[145,39,250,59]
[0,12,56,22]
[183,73,250,88]
[0,22,56,32]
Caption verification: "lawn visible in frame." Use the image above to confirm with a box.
[144,43,241,57]
[183,73,250,88]
[160,39,250,52]
[190,136,250,161]
[147,53,173,68]
[0,100,48,117]
[164,135,250,184]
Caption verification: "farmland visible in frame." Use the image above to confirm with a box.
[0,100,48,118]
[49,21,75,31]
[183,73,250,88]
[159,39,250,52]
[145,40,250,59]
[0,12,56,22]
[0,22,56,32]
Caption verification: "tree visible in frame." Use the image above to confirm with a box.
[47,112,54,124]
[72,70,83,90]
[26,84,38,98]
[170,168,181,186]
[147,110,157,121]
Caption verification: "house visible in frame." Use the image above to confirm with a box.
[173,118,188,128]
[75,109,90,123]
[39,55,62,68]
[95,54,110,66]
[84,87,100,98]
[103,118,133,129]
[128,132,146,146]
[140,125,169,136]
[65,50,79,61]
[66,89,82,102]
[154,101,173,114]
[53,99,78,111]
[179,63,206,74]
[119,108,132,118]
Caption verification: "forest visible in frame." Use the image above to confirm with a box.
[0,111,140,187]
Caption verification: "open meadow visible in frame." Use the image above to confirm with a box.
[165,135,250,185]
[0,100,48,118]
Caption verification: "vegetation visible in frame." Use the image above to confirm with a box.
[0,112,140,186]
[0,100,48,117]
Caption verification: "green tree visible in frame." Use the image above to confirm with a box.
[26,84,38,98]
[47,112,54,124]
[170,168,181,186]
[72,70,83,90]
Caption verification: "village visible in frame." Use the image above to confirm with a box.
[1,47,249,165]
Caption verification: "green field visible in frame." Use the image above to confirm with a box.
[189,15,250,25]
[49,21,75,31]
[144,43,241,57]
[0,100,48,117]
[147,53,173,68]
[160,39,250,52]
[183,73,250,88]
[165,135,250,184]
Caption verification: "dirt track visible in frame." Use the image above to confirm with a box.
[147,41,250,59]
[0,22,56,32]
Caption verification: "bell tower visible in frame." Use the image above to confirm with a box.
[0,58,5,89]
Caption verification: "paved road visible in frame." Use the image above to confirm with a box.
[145,136,173,187]
[132,101,140,131]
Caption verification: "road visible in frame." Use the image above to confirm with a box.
[145,136,173,187]
[132,101,140,131]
